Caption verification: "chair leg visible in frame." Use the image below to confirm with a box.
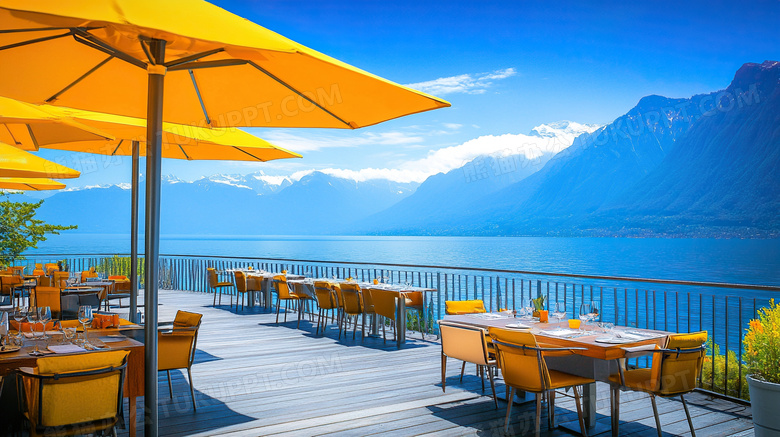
[187,367,197,412]
[505,387,515,433]
[611,386,620,437]
[381,316,386,343]
[650,394,662,437]
[284,300,288,323]
[297,301,301,329]
[276,299,281,324]
[316,309,322,335]
[460,361,467,382]
[573,386,588,437]
[535,393,542,437]
[212,289,217,306]
[480,365,485,391]
[488,365,497,409]
[548,390,556,429]
[681,394,696,437]
[441,353,447,392]
[166,370,173,399]
[352,315,357,340]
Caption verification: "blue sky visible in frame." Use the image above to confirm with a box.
[37,0,780,188]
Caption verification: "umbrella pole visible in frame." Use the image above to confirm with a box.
[130,140,139,324]
[144,38,166,437]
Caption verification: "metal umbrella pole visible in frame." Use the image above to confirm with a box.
[130,140,139,324]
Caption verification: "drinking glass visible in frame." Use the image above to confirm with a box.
[523,299,535,320]
[589,300,600,324]
[78,306,94,347]
[13,306,26,339]
[0,312,8,347]
[27,309,42,355]
[38,306,52,341]
[552,302,567,324]
[579,303,591,332]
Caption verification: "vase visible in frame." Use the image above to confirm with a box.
[747,374,780,436]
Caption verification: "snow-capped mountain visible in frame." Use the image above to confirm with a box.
[528,120,601,142]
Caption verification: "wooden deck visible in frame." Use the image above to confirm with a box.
[124,289,753,436]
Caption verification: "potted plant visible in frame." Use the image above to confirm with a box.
[531,295,545,318]
[745,299,780,436]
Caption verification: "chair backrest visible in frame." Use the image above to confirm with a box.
[234,271,247,293]
[440,321,490,366]
[207,268,218,288]
[0,275,22,296]
[159,311,203,370]
[11,266,25,275]
[445,299,487,315]
[33,269,45,276]
[370,288,402,320]
[37,276,53,287]
[52,271,69,283]
[25,350,129,429]
[80,270,98,283]
[35,263,42,269]
[651,331,708,395]
[489,327,551,393]
[273,275,293,299]
[108,275,128,281]
[362,287,376,313]
[340,282,363,315]
[313,281,337,309]
[33,286,61,313]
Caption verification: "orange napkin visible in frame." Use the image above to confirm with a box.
[91,314,120,329]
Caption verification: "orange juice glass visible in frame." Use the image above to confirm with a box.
[568,319,581,329]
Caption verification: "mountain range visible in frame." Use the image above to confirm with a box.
[10,61,779,238]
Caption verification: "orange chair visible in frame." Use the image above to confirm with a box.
[44,263,59,275]
[80,269,98,283]
[271,275,304,326]
[313,281,340,336]
[608,331,708,436]
[52,271,70,289]
[233,271,251,311]
[340,282,367,340]
[489,327,593,436]
[158,311,203,411]
[445,299,487,315]
[105,275,131,310]
[440,321,498,408]
[207,268,233,307]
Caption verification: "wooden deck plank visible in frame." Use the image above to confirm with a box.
[113,289,752,436]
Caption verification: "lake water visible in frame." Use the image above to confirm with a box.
[25,233,780,286]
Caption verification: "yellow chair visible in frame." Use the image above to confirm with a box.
[105,275,131,310]
[445,299,487,315]
[233,271,251,311]
[440,321,498,408]
[313,281,340,336]
[272,275,303,326]
[340,282,367,340]
[44,263,59,275]
[52,271,69,289]
[80,269,98,283]
[608,331,707,437]
[19,350,130,437]
[1,274,23,306]
[489,327,594,436]
[158,310,203,411]
[32,269,45,276]
[36,276,53,287]
[32,286,61,318]
[207,267,233,307]
[370,288,404,343]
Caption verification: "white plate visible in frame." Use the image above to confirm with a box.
[505,323,531,329]
[0,345,22,353]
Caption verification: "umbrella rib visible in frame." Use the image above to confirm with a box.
[139,39,154,64]
[188,70,211,125]
[23,183,40,191]
[46,55,114,103]
[111,140,124,156]
[0,30,73,52]
[232,147,267,162]
[25,124,40,150]
[177,145,192,160]
[72,29,147,69]
[168,59,247,71]
[0,26,100,34]
[164,48,225,68]
[3,125,20,146]
[246,60,353,128]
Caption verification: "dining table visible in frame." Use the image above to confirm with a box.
[223,269,305,309]
[0,324,145,436]
[442,313,671,435]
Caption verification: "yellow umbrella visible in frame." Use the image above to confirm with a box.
[0,95,113,149]
[0,3,448,431]
[0,0,449,128]
[0,177,66,191]
[39,104,302,161]
[0,142,80,179]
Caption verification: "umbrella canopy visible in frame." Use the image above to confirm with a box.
[0,0,449,128]
[0,142,80,179]
[0,95,113,149]
[0,177,65,191]
[39,104,302,161]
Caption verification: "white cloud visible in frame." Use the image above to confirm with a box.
[443,123,463,130]
[253,129,424,152]
[405,68,517,96]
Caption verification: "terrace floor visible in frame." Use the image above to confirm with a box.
[125,289,754,436]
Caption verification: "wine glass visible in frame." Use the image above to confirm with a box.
[523,299,535,320]
[579,303,592,332]
[0,311,8,347]
[38,306,52,341]
[78,306,94,347]
[552,302,567,324]
[27,308,42,355]
[13,306,26,339]
[59,321,76,344]
[589,300,600,324]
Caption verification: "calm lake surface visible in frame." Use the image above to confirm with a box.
[25,233,780,286]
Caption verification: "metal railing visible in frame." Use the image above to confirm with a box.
[18,252,780,401]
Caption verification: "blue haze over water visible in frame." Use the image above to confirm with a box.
[25,233,780,287]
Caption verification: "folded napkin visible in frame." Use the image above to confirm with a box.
[91,314,120,329]
[11,321,55,332]
[48,344,87,354]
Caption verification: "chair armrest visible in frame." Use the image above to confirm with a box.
[18,367,36,377]
[158,321,175,326]
[621,344,659,358]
